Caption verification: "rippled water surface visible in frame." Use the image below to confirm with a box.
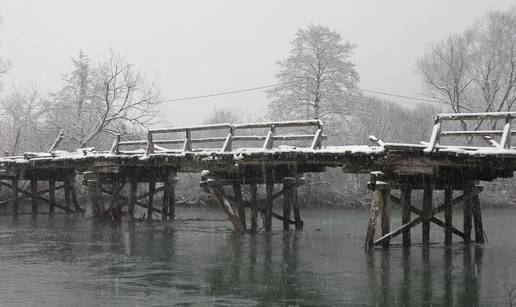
[0,207,516,306]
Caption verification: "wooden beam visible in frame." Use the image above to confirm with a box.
[463,184,473,243]
[49,178,56,214]
[162,181,169,221]
[147,180,155,221]
[365,183,387,252]
[128,180,137,221]
[282,178,294,231]
[264,169,274,232]
[207,184,241,232]
[374,217,422,246]
[380,188,391,248]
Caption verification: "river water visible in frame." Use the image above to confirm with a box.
[0,207,515,306]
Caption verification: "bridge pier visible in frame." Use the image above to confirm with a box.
[365,173,486,251]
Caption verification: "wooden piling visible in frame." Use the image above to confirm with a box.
[70,180,82,212]
[128,180,137,221]
[365,188,381,252]
[30,178,38,215]
[233,183,247,231]
[264,169,274,232]
[400,187,411,247]
[422,185,433,246]
[64,180,72,210]
[471,193,485,243]
[147,180,155,221]
[282,177,294,231]
[162,181,169,221]
[88,180,100,217]
[167,177,177,220]
[11,177,18,216]
[292,178,303,230]
[111,178,120,219]
[380,187,391,249]
[250,182,258,233]
[49,178,56,214]
[444,187,453,245]
[463,184,473,243]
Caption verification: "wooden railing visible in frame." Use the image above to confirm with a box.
[424,111,516,152]
[110,119,326,155]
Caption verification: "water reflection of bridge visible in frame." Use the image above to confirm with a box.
[1,112,516,249]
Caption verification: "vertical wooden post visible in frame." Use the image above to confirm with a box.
[111,178,120,219]
[365,185,384,252]
[64,180,72,211]
[31,178,38,215]
[282,177,294,231]
[264,169,274,232]
[292,178,303,230]
[168,177,177,220]
[422,185,433,246]
[233,183,247,231]
[380,186,391,249]
[88,180,100,217]
[70,180,82,212]
[463,184,473,243]
[162,181,169,221]
[250,182,258,233]
[147,180,155,221]
[400,187,411,247]
[11,177,18,217]
[471,192,485,243]
[49,178,56,214]
[444,187,453,245]
[128,180,137,222]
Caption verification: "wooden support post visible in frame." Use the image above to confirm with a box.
[292,178,303,230]
[282,178,294,231]
[250,182,258,233]
[400,187,411,247]
[422,185,433,246]
[88,180,100,217]
[64,180,72,211]
[128,180,137,221]
[111,178,120,219]
[147,180,155,221]
[444,187,453,245]
[380,187,391,249]
[472,193,485,243]
[206,184,241,232]
[162,181,169,221]
[31,178,38,215]
[463,184,473,243]
[264,170,274,232]
[49,178,56,214]
[365,181,388,252]
[233,183,247,231]
[168,177,177,220]
[11,177,18,217]
[70,181,82,212]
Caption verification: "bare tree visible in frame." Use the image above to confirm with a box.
[267,24,360,136]
[0,16,11,92]
[418,8,516,131]
[43,51,160,149]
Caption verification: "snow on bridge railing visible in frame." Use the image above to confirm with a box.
[110,119,326,155]
[424,111,516,152]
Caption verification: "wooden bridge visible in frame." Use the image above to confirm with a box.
[2,111,516,250]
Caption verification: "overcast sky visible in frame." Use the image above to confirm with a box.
[0,0,514,125]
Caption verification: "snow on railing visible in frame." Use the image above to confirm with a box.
[424,111,516,152]
[110,119,326,155]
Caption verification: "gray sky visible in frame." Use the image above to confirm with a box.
[0,0,514,125]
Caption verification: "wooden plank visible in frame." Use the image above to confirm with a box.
[444,187,453,245]
[401,188,411,247]
[374,217,422,246]
[207,185,241,232]
[500,117,512,149]
[423,122,441,153]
